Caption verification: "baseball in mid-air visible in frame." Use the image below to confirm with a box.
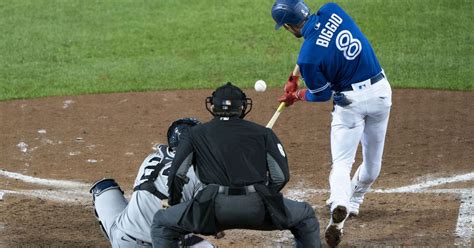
[254,80,267,92]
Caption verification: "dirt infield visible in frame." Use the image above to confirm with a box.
[0,88,473,247]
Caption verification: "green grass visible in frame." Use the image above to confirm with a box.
[340,0,473,91]
[0,0,472,100]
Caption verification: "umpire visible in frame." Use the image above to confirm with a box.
[150,82,320,247]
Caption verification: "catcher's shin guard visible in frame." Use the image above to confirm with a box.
[89,178,126,240]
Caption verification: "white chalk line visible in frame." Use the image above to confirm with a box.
[374,172,474,193]
[0,169,472,245]
[0,170,89,189]
[455,192,474,246]
[0,169,90,204]
[1,189,89,204]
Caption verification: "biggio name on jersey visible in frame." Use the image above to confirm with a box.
[316,13,343,48]
[316,13,362,60]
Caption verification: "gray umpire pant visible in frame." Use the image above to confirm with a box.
[151,192,320,248]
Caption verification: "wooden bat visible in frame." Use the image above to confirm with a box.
[265,65,300,129]
[266,102,286,129]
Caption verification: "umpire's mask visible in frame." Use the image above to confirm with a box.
[205,82,252,118]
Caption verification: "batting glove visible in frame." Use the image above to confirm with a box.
[284,73,299,93]
[278,89,307,106]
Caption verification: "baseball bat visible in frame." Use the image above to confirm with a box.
[266,102,286,129]
[265,65,299,129]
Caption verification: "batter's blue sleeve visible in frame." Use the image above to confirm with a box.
[299,62,332,102]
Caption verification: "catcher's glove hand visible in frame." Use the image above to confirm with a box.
[162,199,170,209]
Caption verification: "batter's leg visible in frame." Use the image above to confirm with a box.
[325,105,365,247]
[327,109,365,211]
[350,103,391,216]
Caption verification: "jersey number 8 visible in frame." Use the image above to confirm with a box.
[336,30,362,60]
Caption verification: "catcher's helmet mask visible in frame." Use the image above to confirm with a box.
[167,117,201,150]
[205,82,252,118]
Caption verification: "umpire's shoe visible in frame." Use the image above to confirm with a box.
[325,205,348,247]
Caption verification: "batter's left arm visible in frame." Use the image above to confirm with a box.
[299,62,332,102]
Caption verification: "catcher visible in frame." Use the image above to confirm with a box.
[151,82,321,247]
[89,118,215,247]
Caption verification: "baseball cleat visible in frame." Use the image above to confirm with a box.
[325,205,348,247]
[349,202,359,217]
[325,225,343,248]
[349,208,359,217]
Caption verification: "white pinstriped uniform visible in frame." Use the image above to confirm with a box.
[93,144,211,247]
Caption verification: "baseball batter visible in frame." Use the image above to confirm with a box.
[272,0,392,247]
[89,118,215,247]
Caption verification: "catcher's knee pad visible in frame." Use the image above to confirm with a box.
[89,178,123,202]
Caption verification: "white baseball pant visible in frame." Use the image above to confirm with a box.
[327,75,392,213]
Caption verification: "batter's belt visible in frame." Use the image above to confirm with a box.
[340,71,385,92]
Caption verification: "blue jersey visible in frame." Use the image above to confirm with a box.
[297,3,382,102]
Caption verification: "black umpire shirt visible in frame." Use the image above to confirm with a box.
[167,116,290,205]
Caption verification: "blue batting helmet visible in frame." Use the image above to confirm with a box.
[271,0,311,30]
